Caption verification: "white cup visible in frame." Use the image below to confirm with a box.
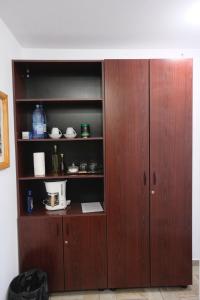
[51,127,62,136]
[65,127,77,138]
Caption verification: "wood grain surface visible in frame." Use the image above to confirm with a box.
[105,60,150,288]
[63,215,107,290]
[150,59,192,286]
[18,217,64,291]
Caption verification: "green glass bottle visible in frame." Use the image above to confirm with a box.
[60,153,66,175]
[52,145,59,175]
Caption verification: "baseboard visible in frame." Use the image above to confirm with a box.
[192,260,199,266]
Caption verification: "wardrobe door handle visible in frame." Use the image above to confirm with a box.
[153,172,157,185]
[143,172,147,185]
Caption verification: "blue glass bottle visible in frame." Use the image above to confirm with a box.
[26,190,33,214]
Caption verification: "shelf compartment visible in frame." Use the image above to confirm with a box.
[18,179,104,216]
[17,141,103,178]
[17,137,103,142]
[19,174,104,180]
[15,102,103,139]
[13,61,102,99]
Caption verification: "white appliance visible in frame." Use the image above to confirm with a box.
[44,180,70,210]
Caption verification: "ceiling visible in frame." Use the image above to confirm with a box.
[0,0,200,49]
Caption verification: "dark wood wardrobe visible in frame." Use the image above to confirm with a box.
[13,59,192,291]
[105,59,192,288]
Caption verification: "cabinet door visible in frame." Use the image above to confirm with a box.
[63,215,107,290]
[18,217,64,292]
[150,59,192,286]
[105,60,150,288]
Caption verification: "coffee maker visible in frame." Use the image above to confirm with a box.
[44,180,70,210]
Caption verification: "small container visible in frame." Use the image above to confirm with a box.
[26,190,33,214]
[68,162,79,173]
[79,162,88,173]
[22,131,32,140]
[88,161,98,173]
[81,123,90,138]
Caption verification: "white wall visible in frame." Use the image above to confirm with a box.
[0,19,21,300]
[21,48,200,260]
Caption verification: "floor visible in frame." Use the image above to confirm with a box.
[50,265,199,300]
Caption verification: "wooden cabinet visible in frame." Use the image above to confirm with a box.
[150,59,192,286]
[63,215,107,290]
[14,59,192,291]
[105,60,150,288]
[105,59,192,288]
[18,217,64,292]
[19,214,107,292]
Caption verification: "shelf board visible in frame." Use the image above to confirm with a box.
[18,174,104,181]
[15,98,103,103]
[17,137,103,142]
[20,203,106,217]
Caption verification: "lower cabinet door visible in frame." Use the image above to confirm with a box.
[18,216,64,292]
[63,215,107,290]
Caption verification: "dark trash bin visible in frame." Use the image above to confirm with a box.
[8,269,48,300]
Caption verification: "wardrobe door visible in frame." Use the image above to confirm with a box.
[150,59,192,286]
[105,60,150,288]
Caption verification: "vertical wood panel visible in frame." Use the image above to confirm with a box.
[105,60,150,288]
[150,59,192,286]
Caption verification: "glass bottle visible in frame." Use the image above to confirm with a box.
[32,104,44,138]
[26,190,33,214]
[52,145,59,175]
[60,153,66,175]
[39,104,47,138]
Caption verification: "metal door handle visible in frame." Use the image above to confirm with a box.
[151,190,155,195]
[65,241,68,244]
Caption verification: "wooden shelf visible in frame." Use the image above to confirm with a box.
[17,137,103,142]
[18,174,104,180]
[20,203,106,217]
[16,98,103,103]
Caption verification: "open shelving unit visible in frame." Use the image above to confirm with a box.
[13,60,105,217]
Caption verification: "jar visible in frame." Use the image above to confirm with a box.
[81,123,90,138]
